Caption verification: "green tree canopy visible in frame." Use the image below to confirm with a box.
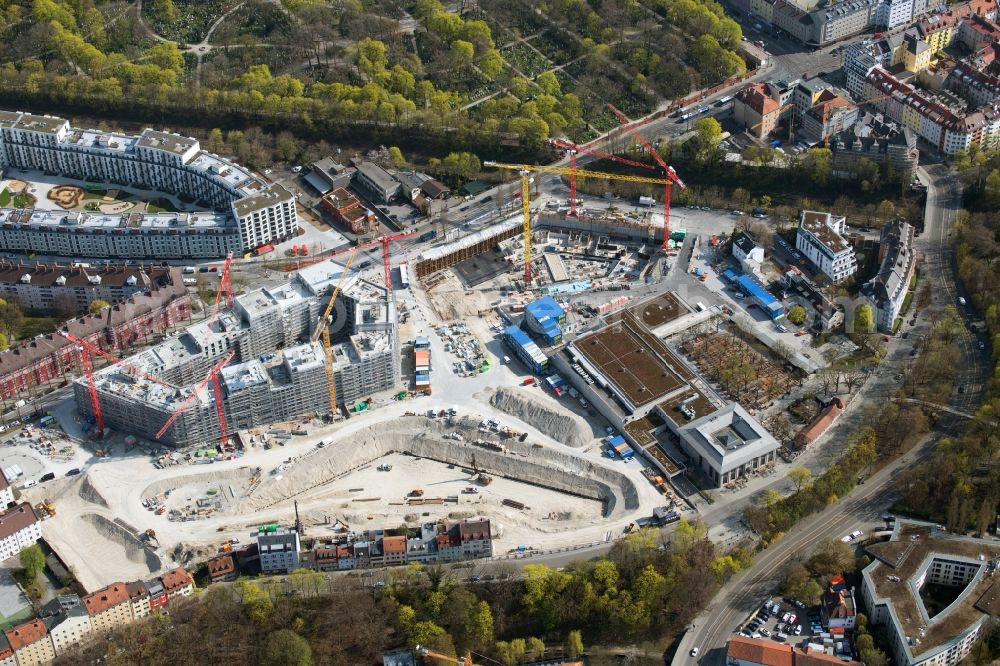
[88,299,110,314]
[19,544,44,581]
[786,304,806,325]
[854,304,875,332]
[260,629,312,666]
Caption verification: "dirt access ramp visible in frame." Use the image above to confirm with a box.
[483,386,596,448]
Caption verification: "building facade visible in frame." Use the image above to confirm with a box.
[0,262,179,315]
[734,83,782,138]
[0,503,40,561]
[861,520,999,666]
[796,210,857,283]
[0,280,191,404]
[0,110,297,257]
[82,583,133,633]
[861,220,916,332]
[257,528,301,573]
[72,259,398,446]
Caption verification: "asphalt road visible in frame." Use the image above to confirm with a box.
[672,165,990,664]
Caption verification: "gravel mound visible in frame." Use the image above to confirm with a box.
[78,476,108,508]
[487,387,593,448]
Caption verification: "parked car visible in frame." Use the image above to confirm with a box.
[690,648,699,657]
[66,468,81,476]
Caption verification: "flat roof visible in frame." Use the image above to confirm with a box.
[232,183,293,216]
[628,291,687,330]
[800,210,850,254]
[864,521,1000,658]
[137,128,197,156]
[573,312,687,409]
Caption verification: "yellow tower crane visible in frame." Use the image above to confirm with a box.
[483,161,675,285]
[311,251,358,416]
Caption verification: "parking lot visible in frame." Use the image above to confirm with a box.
[738,596,852,656]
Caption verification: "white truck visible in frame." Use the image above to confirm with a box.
[638,195,656,207]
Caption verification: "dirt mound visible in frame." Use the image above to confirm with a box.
[486,387,593,448]
[78,476,108,508]
[81,514,161,571]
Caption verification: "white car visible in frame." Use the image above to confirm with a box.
[690,647,699,657]
[841,530,864,542]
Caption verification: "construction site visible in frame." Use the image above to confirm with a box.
[71,254,399,448]
[6,107,844,598]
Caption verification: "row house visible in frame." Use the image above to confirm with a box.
[0,280,191,403]
[3,568,194,665]
[297,520,496,573]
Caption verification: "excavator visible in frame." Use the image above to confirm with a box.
[415,645,475,666]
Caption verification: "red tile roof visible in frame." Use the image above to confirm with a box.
[382,535,407,554]
[794,397,844,448]
[82,583,130,616]
[727,636,793,666]
[160,567,193,593]
[207,554,236,578]
[737,83,781,115]
[4,619,47,651]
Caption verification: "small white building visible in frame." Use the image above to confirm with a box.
[796,210,857,283]
[732,232,766,277]
[0,503,40,561]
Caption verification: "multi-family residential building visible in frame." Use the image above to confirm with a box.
[877,0,930,29]
[734,83,783,138]
[957,13,1000,50]
[792,78,832,120]
[381,536,408,567]
[861,220,916,332]
[207,554,238,582]
[73,258,398,446]
[831,113,920,180]
[0,473,14,510]
[0,111,297,258]
[82,583,133,633]
[800,91,860,143]
[458,520,493,558]
[0,262,179,315]
[41,596,92,657]
[160,567,194,600]
[257,528,301,573]
[0,279,191,404]
[145,579,168,612]
[125,581,151,620]
[796,210,857,283]
[5,620,53,666]
[296,519,496,572]
[861,520,1000,666]
[0,635,14,666]
[0,503,40,561]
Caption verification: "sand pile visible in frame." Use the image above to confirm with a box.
[486,387,593,448]
[78,477,108,508]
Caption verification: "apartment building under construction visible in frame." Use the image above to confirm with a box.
[72,259,399,446]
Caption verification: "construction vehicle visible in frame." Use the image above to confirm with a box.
[144,529,158,545]
[409,488,425,497]
[476,474,493,486]
[415,645,475,666]
[35,499,56,518]
[607,103,687,252]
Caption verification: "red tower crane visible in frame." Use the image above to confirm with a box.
[61,332,174,439]
[277,231,415,289]
[202,252,234,345]
[154,350,236,447]
[607,104,686,252]
[547,139,657,217]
